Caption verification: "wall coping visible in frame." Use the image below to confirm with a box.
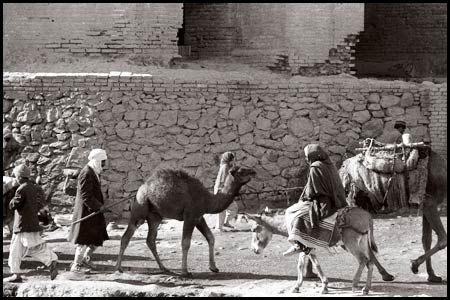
[3,72,447,88]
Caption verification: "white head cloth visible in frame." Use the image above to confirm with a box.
[87,148,107,175]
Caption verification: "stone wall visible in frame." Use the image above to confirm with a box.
[3,3,183,68]
[355,3,447,78]
[3,72,445,218]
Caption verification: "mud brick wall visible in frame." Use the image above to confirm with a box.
[183,3,364,75]
[3,3,183,67]
[355,3,447,78]
[428,84,447,159]
[3,73,445,218]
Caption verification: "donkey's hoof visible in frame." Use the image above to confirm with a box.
[427,274,443,283]
[209,266,219,273]
[382,273,395,281]
[290,286,300,293]
[410,260,419,274]
[320,287,328,294]
[114,266,123,273]
[362,288,369,295]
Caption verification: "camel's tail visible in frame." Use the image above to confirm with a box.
[368,217,378,254]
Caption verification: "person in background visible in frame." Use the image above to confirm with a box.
[68,148,110,273]
[214,151,239,231]
[3,128,23,175]
[3,164,58,283]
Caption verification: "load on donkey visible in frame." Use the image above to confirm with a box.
[340,133,447,283]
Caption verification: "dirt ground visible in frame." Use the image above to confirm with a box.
[2,212,447,297]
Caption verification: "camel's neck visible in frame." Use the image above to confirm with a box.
[207,180,242,214]
[260,215,288,237]
[207,193,236,214]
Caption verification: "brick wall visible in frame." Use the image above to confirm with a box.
[3,3,183,67]
[183,3,364,75]
[429,84,448,158]
[355,3,447,78]
[4,72,444,218]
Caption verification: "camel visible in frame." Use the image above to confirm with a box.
[340,150,447,282]
[247,207,391,295]
[115,166,256,276]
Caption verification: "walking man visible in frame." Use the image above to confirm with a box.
[68,148,109,273]
[4,164,58,283]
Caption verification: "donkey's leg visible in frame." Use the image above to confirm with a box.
[308,252,329,294]
[195,216,219,273]
[115,216,145,272]
[362,261,374,295]
[369,250,394,281]
[352,256,367,293]
[145,213,169,273]
[411,200,447,282]
[181,219,197,277]
[291,252,306,293]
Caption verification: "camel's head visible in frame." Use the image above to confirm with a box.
[222,166,256,196]
[246,211,273,255]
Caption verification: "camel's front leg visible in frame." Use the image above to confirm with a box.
[195,217,219,273]
[291,252,306,293]
[308,252,328,294]
[115,218,144,272]
[181,219,196,277]
[146,213,169,273]
[411,201,447,282]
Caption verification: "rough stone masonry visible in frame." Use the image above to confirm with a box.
[2,72,447,219]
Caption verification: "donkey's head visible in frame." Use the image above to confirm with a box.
[246,208,275,254]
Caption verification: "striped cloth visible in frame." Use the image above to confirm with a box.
[291,212,340,249]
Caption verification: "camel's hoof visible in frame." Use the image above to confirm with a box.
[290,286,300,293]
[382,274,395,282]
[209,266,219,273]
[427,275,443,283]
[114,267,123,273]
[304,272,318,279]
[410,260,419,274]
[320,287,328,294]
[362,288,369,295]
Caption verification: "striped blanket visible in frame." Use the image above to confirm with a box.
[291,212,340,249]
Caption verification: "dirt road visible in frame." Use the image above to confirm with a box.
[3,213,447,297]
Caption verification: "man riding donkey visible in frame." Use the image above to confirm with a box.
[283,144,347,278]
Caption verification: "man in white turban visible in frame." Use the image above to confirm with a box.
[68,148,109,273]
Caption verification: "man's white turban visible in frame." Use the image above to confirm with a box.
[88,149,107,161]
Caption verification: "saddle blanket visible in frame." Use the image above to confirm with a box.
[291,212,340,249]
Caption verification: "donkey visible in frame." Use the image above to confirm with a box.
[247,207,392,295]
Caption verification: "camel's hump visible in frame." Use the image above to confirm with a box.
[148,168,197,182]
[144,168,209,194]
